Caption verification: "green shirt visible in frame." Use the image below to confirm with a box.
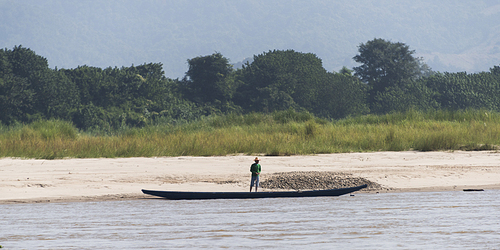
[250,163,261,176]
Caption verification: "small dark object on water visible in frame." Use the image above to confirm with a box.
[463,189,484,192]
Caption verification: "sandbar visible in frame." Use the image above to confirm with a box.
[1,151,500,204]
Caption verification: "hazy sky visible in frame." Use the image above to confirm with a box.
[1,0,499,77]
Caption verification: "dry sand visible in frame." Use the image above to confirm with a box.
[1,151,500,204]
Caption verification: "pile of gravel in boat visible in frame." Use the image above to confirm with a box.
[260,171,383,191]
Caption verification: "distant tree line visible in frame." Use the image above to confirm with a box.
[1,39,500,131]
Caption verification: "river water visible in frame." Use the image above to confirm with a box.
[1,190,499,249]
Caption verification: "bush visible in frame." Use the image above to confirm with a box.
[24,120,78,140]
[272,109,314,124]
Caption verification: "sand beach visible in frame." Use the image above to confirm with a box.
[1,151,500,204]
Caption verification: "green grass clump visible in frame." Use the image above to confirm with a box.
[1,110,500,159]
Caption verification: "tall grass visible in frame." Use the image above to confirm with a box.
[1,110,500,159]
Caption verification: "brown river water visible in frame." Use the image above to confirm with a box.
[1,190,499,249]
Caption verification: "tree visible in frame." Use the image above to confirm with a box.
[30,69,80,120]
[61,65,104,106]
[183,52,235,105]
[0,73,35,124]
[353,38,429,102]
[338,66,354,76]
[7,45,49,79]
[491,65,500,76]
[371,80,440,113]
[314,72,369,119]
[62,62,205,130]
[235,49,328,113]
[0,46,84,123]
[1,46,60,123]
[423,72,500,111]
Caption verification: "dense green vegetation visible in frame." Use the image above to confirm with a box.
[1,39,500,158]
[2,41,500,130]
[1,110,499,159]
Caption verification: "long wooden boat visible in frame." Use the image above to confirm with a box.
[141,184,367,200]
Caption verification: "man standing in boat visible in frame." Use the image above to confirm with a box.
[250,157,261,192]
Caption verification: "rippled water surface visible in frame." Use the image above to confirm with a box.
[1,190,499,249]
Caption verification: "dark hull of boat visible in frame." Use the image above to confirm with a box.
[142,184,367,200]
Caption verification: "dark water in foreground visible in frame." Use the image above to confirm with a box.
[1,190,499,249]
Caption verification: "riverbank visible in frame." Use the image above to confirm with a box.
[1,151,500,204]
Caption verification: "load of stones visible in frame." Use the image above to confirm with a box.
[260,171,383,191]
